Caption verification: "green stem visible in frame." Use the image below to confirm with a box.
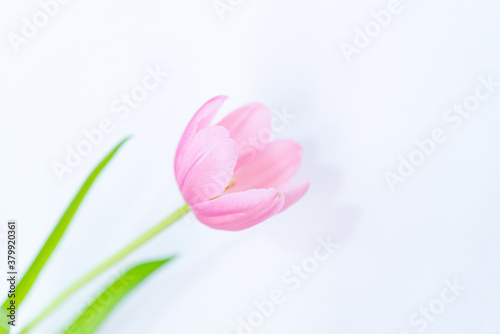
[21,204,190,334]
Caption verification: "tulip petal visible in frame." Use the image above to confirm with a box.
[175,96,227,176]
[178,126,238,206]
[279,180,310,212]
[228,140,302,193]
[218,103,272,168]
[192,188,285,231]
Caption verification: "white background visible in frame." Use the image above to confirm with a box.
[1,0,500,333]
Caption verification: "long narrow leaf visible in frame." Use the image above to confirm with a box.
[63,258,174,334]
[0,137,130,333]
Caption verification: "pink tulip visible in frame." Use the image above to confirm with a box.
[175,96,309,231]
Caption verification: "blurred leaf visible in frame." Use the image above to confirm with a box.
[63,258,174,334]
[0,137,130,333]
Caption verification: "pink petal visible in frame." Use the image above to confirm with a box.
[228,140,303,193]
[175,96,228,177]
[218,103,272,168]
[279,180,310,212]
[178,126,238,206]
[192,188,285,231]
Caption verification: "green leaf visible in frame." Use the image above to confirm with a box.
[63,258,174,334]
[0,137,130,333]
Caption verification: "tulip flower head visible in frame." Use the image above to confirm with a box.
[175,96,309,231]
